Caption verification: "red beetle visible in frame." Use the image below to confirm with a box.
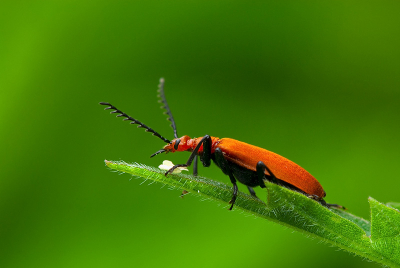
[100,78,342,210]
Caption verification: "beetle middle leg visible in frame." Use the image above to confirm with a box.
[247,186,257,197]
[214,148,238,210]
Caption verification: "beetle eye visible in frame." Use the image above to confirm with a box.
[174,139,181,150]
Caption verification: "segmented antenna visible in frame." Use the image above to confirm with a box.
[150,149,166,158]
[99,102,171,144]
[157,78,179,139]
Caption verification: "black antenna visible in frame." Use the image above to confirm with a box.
[150,149,166,158]
[99,102,171,144]
[157,78,179,139]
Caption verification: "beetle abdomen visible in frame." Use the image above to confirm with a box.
[217,138,326,198]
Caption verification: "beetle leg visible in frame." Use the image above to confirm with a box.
[228,178,238,210]
[247,186,257,198]
[319,198,346,210]
[256,161,277,187]
[326,203,346,210]
[310,195,346,210]
[193,155,198,177]
[165,135,211,175]
[214,148,238,210]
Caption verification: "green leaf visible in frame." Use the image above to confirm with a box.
[387,202,400,211]
[369,198,400,265]
[105,160,400,267]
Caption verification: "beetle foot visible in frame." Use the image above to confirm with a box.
[180,190,189,198]
[314,196,347,210]
[326,203,347,210]
[228,197,236,210]
[165,164,186,176]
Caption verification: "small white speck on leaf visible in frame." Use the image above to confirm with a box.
[158,160,189,173]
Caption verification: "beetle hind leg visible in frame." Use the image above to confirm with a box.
[321,199,346,210]
[256,161,277,187]
[326,203,346,210]
[311,196,346,210]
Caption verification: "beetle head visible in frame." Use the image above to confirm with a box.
[150,135,191,157]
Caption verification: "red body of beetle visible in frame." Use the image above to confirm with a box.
[164,135,326,199]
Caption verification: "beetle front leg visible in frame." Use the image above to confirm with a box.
[165,135,212,175]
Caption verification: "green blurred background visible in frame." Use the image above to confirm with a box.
[1,1,399,267]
